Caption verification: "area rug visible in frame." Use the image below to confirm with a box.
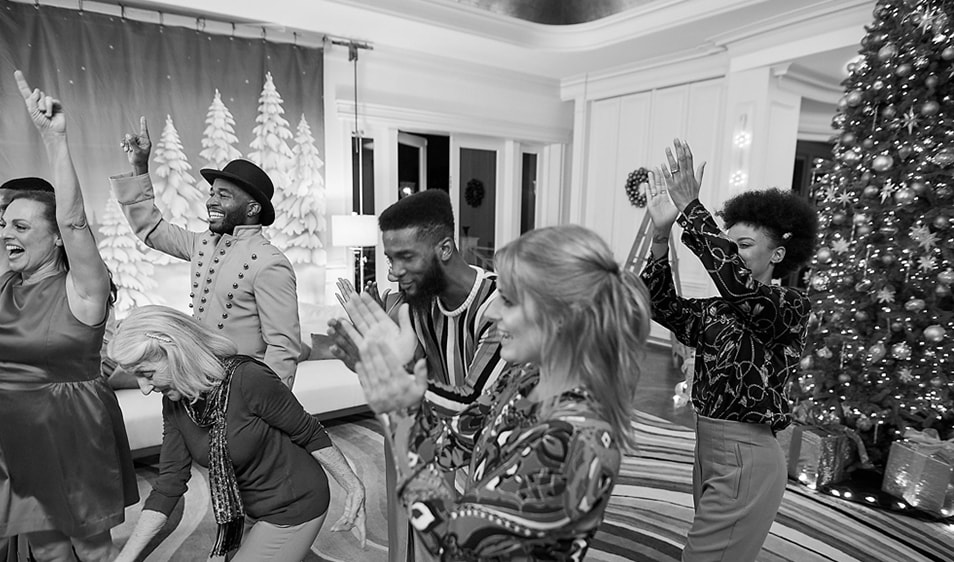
[113,412,954,561]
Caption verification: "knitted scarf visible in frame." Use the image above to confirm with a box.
[183,356,245,556]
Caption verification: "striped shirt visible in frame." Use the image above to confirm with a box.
[391,266,507,415]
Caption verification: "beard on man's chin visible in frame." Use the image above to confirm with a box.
[403,259,449,312]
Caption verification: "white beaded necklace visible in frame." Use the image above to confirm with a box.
[436,266,483,318]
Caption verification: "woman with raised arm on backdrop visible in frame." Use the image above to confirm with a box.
[341,224,652,560]
[641,139,818,561]
[0,71,137,561]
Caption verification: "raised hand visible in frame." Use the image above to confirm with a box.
[355,336,427,415]
[327,317,361,371]
[341,292,416,365]
[646,167,679,229]
[336,278,392,314]
[662,138,706,212]
[120,116,151,175]
[15,70,66,136]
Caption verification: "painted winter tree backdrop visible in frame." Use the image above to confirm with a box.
[96,73,328,315]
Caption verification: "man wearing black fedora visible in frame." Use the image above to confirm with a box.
[110,117,301,387]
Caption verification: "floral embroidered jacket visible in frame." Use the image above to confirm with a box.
[391,366,620,561]
[640,199,810,432]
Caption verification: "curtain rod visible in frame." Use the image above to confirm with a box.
[12,0,374,52]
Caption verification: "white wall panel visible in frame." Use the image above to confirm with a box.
[582,97,622,245]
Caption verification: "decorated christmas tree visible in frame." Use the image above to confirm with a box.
[152,114,207,265]
[97,197,159,318]
[792,0,954,467]
[275,114,328,265]
[199,89,243,172]
[248,72,294,241]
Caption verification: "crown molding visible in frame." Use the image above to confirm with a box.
[336,100,571,144]
[774,64,844,104]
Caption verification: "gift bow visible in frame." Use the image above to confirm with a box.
[903,428,954,461]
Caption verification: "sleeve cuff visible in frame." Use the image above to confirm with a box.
[143,489,181,517]
[109,172,155,205]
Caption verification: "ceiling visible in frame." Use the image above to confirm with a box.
[439,0,661,25]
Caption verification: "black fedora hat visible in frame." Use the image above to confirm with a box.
[200,159,276,226]
[1,177,55,192]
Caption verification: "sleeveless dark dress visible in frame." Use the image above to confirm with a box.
[0,271,138,537]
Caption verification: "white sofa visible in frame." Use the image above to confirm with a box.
[115,302,368,455]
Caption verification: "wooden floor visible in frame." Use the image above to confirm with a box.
[634,342,696,428]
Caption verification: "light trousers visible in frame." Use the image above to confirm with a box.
[218,513,325,562]
[682,416,786,562]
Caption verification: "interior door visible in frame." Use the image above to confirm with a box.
[450,135,504,269]
[397,131,428,198]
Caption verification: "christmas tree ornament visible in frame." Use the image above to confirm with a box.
[841,132,856,146]
[854,310,870,322]
[891,342,912,360]
[925,75,939,89]
[932,214,949,230]
[938,269,954,285]
[855,278,873,292]
[863,185,880,198]
[881,252,897,265]
[891,320,906,333]
[931,376,944,387]
[904,298,927,312]
[931,148,954,167]
[811,273,830,291]
[842,150,862,164]
[942,46,954,61]
[817,346,833,359]
[923,324,946,343]
[936,186,954,201]
[894,188,917,206]
[936,284,952,298]
[873,155,895,172]
[920,100,941,116]
[857,415,874,431]
[895,63,914,77]
[878,43,899,60]
[862,138,876,150]
[869,342,887,363]
[831,212,847,225]
[873,79,885,91]
[882,105,898,119]
[853,213,870,226]
[800,355,813,370]
[913,55,929,69]
[898,146,913,160]
[909,180,928,195]
[838,373,852,383]
[846,90,864,107]
[816,246,833,263]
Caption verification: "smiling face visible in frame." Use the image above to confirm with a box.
[485,285,546,365]
[383,227,448,308]
[207,178,256,234]
[0,197,62,275]
[726,222,785,284]
[132,362,183,402]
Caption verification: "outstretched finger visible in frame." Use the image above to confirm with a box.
[665,145,679,172]
[13,71,33,100]
[139,116,149,140]
[677,139,694,175]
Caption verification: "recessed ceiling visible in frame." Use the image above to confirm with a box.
[441,0,659,25]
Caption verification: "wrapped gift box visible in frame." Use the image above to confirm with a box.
[882,438,954,517]
[777,424,858,488]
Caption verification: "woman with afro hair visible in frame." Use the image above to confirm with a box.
[640,139,818,562]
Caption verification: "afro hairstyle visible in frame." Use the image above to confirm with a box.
[378,189,455,245]
[717,188,818,278]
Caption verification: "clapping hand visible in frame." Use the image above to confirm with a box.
[661,138,706,212]
[645,167,679,230]
[355,329,428,415]
[15,70,66,137]
[336,278,391,312]
[120,116,151,175]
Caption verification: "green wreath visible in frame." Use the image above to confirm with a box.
[465,178,485,207]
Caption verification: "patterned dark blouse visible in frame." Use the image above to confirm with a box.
[640,199,810,432]
[391,366,620,561]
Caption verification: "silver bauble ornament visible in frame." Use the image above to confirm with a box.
[932,148,954,167]
[893,187,916,206]
[891,342,912,360]
[921,101,940,116]
[939,269,954,285]
[904,298,926,312]
[923,325,946,343]
[816,247,832,263]
[846,90,864,107]
[873,155,894,172]
[878,44,898,60]
[943,46,954,61]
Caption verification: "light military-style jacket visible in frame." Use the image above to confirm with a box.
[110,173,301,387]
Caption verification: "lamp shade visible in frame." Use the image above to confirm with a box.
[331,214,378,247]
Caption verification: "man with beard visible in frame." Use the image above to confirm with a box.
[110,117,301,387]
[331,189,506,562]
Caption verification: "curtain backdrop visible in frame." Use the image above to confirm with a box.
[0,1,327,307]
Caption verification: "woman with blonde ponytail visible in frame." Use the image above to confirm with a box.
[343,224,652,560]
